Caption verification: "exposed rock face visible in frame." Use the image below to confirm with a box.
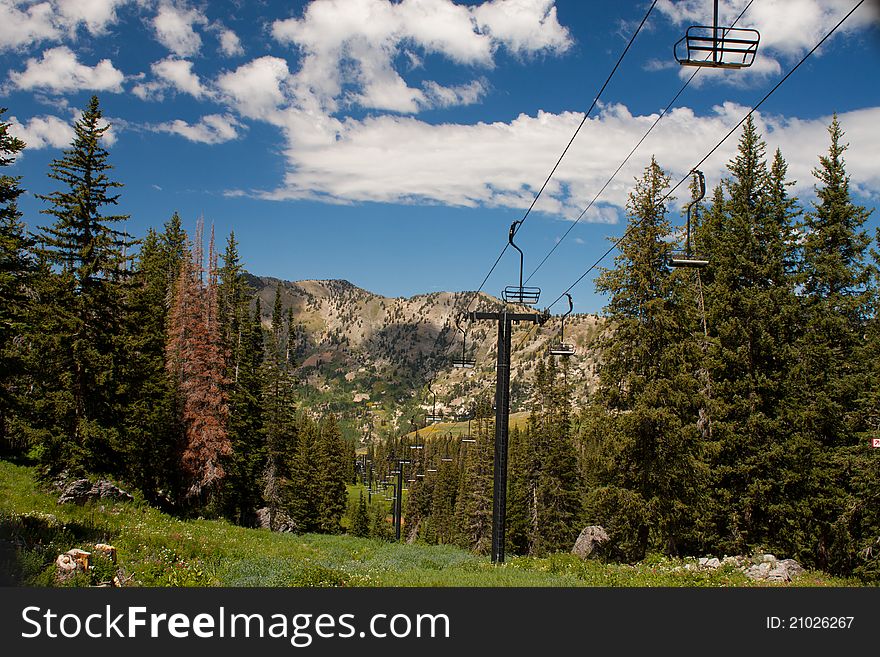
[256,507,296,533]
[57,479,134,505]
[572,525,610,559]
[691,552,805,582]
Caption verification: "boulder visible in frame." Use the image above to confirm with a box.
[57,479,93,505]
[779,559,804,579]
[572,525,610,559]
[58,479,133,505]
[256,507,296,532]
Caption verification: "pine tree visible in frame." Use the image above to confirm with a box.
[118,227,179,499]
[166,219,231,503]
[32,95,133,475]
[316,414,349,533]
[350,489,370,537]
[695,117,802,556]
[455,396,494,553]
[791,116,874,571]
[590,157,706,559]
[216,231,265,524]
[530,356,582,556]
[0,108,32,456]
[288,413,320,532]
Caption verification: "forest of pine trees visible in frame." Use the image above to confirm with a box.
[0,97,350,533]
[1,97,878,581]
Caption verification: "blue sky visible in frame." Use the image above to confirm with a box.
[3,0,879,315]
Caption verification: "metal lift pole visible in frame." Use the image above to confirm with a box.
[395,464,403,542]
[470,309,546,563]
[492,309,512,565]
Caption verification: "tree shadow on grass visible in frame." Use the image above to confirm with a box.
[0,513,114,585]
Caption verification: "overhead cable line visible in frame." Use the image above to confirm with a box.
[454,0,660,316]
[525,0,757,285]
[545,0,865,311]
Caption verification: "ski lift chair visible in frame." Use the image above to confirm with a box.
[452,315,477,368]
[502,220,541,306]
[674,0,759,69]
[669,170,709,270]
[548,293,576,357]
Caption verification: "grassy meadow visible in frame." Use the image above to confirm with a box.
[0,459,859,588]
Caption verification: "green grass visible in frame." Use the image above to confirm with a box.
[0,460,860,587]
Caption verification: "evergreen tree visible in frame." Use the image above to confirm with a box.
[288,413,320,532]
[695,117,802,557]
[0,108,32,456]
[590,157,706,559]
[455,396,494,553]
[217,231,265,524]
[316,414,348,533]
[530,357,582,556]
[349,489,370,537]
[118,227,179,500]
[32,95,133,475]
[791,116,874,571]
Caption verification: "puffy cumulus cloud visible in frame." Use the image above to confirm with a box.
[152,1,207,57]
[216,56,290,120]
[657,0,878,85]
[151,113,244,144]
[9,46,125,93]
[7,113,74,149]
[133,57,208,100]
[56,0,128,35]
[271,0,571,114]
[0,0,129,50]
[472,0,572,55]
[0,1,61,50]
[216,26,244,57]
[235,103,880,217]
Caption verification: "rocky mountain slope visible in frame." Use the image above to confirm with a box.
[247,275,604,432]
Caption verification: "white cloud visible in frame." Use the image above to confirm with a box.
[271,0,571,114]
[0,1,62,50]
[217,26,243,57]
[0,0,129,50]
[9,46,125,93]
[472,0,572,55]
[133,57,207,100]
[234,103,880,217]
[423,79,487,108]
[7,114,74,149]
[216,56,290,120]
[152,1,206,57]
[56,0,128,35]
[152,113,244,144]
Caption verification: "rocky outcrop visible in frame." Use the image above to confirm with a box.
[256,507,296,533]
[572,525,610,559]
[57,479,134,505]
[680,553,806,582]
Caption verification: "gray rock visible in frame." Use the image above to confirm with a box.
[766,564,791,582]
[779,559,805,579]
[57,479,93,505]
[745,562,771,580]
[572,525,610,559]
[57,479,132,505]
[256,507,296,532]
[705,557,721,569]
